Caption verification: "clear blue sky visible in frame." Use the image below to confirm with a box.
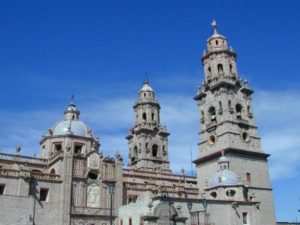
[0,0,299,222]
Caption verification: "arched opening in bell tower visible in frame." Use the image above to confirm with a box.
[208,107,217,122]
[217,64,224,75]
[152,145,158,157]
[142,112,147,121]
[236,104,243,119]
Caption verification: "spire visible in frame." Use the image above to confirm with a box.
[144,72,149,85]
[211,19,218,35]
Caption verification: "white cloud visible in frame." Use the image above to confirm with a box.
[0,89,299,181]
[254,90,300,180]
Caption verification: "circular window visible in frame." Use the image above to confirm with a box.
[210,191,217,198]
[209,135,216,145]
[88,171,98,180]
[241,132,250,142]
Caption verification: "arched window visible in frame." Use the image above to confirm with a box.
[208,107,216,122]
[50,168,55,175]
[129,218,132,225]
[133,146,138,155]
[216,40,219,45]
[207,66,212,78]
[230,64,233,73]
[218,101,223,114]
[142,113,147,121]
[87,171,98,180]
[217,64,224,74]
[152,145,158,157]
[236,104,243,119]
[151,113,155,121]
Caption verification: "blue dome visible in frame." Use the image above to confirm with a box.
[52,120,90,137]
[209,169,238,188]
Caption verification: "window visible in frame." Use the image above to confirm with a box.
[74,144,83,155]
[152,145,158,157]
[236,104,243,119]
[128,195,138,203]
[142,113,147,121]
[88,171,98,180]
[209,135,216,145]
[210,191,217,198]
[230,64,233,73]
[218,101,223,113]
[208,107,216,122]
[50,169,55,175]
[216,40,219,45]
[226,189,236,197]
[39,188,49,201]
[242,132,250,142]
[129,218,132,225]
[242,212,249,225]
[0,184,5,195]
[151,113,155,121]
[54,143,62,151]
[120,219,123,225]
[207,66,212,78]
[217,64,223,74]
[246,173,251,183]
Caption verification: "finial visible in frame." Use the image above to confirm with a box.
[211,19,218,35]
[144,72,149,84]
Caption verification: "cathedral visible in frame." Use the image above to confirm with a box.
[0,21,276,225]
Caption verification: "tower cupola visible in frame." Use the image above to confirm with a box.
[206,20,229,52]
[139,78,155,100]
[201,20,237,83]
[64,100,80,120]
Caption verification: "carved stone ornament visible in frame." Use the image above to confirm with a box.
[88,152,99,168]
[87,183,100,208]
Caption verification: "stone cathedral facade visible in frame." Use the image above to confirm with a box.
[0,22,276,225]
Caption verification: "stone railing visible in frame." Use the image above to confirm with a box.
[123,168,196,180]
[0,169,60,181]
[31,172,60,181]
[0,153,47,165]
[71,206,115,216]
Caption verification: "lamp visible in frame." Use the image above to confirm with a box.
[202,198,207,211]
[104,180,116,225]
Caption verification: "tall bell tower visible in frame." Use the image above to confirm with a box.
[126,78,171,173]
[194,21,276,225]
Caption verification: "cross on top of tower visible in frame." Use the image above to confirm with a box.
[211,20,219,35]
[144,72,149,84]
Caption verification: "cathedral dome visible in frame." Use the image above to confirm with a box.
[209,169,238,188]
[52,120,90,136]
[50,100,92,137]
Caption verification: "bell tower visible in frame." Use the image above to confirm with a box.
[194,21,276,225]
[126,78,171,173]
